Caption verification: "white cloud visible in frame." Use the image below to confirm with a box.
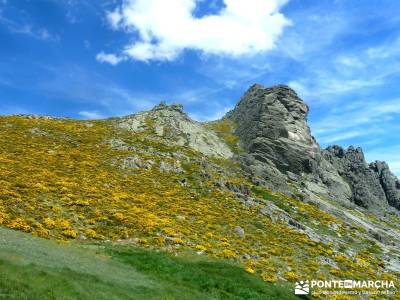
[105,0,291,62]
[78,111,104,119]
[11,25,48,39]
[107,9,123,30]
[96,52,124,65]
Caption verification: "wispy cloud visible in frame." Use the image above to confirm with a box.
[96,52,125,65]
[317,130,367,144]
[78,110,104,119]
[0,11,58,41]
[189,105,232,122]
[25,63,157,116]
[366,37,400,60]
[288,34,400,103]
[84,40,90,49]
[290,77,385,100]
[310,97,400,176]
[309,96,400,176]
[11,25,56,40]
[311,98,400,135]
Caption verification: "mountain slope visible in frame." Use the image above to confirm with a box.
[0,84,400,298]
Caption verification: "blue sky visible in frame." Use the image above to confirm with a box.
[1,0,400,175]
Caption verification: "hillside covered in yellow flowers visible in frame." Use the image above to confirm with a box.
[1,85,400,299]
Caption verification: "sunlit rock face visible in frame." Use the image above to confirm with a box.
[118,102,233,159]
[227,84,321,175]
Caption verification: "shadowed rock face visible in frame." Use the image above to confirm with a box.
[323,146,400,210]
[227,84,400,213]
[323,146,388,210]
[370,161,400,209]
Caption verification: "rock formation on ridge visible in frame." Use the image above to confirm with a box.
[118,101,233,158]
[226,84,400,214]
[109,83,399,215]
[369,161,400,210]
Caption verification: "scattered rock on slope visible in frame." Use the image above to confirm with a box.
[117,102,233,158]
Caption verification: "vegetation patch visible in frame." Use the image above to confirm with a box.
[0,227,299,300]
[0,116,398,297]
[204,119,240,153]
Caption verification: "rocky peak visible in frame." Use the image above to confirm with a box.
[322,144,400,211]
[324,145,346,158]
[369,161,400,209]
[117,103,233,158]
[226,84,399,213]
[152,101,184,113]
[325,145,366,166]
[232,84,309,126]
[268,85,309,119]
[345,146,365,163]
[227,83,319,175]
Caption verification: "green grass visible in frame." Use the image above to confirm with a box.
[0,227,158,300]
[251,187,279,202]
[108,247,300,300]
[0,227,303,300]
